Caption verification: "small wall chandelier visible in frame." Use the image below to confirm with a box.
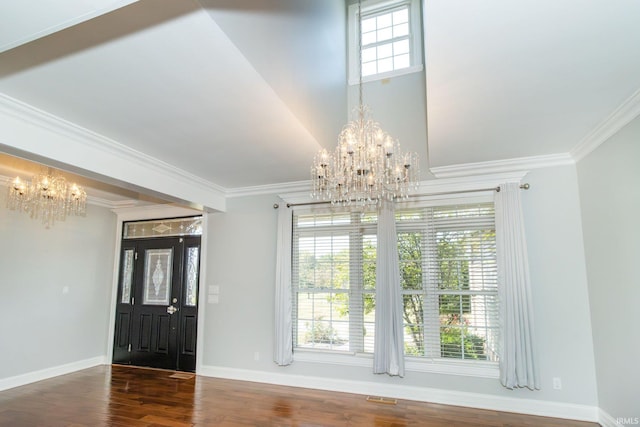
[6,169,87,228]
[311,0,419,206]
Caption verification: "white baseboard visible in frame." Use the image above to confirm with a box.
[598,409,640,427]
[0,356,106,391]
[599,409,618,427]
[198,365,598,423]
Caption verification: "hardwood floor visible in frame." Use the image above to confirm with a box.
[0,365,599,426]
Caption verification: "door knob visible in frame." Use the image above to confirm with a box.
[167,305,179,314]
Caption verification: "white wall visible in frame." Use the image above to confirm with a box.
[521,165,597,405]
[202,195,278,369]
[348,71,431,178]
[577,116,640,421]
[0,199,116,380]
[200,165,598,417]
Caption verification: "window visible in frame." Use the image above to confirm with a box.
[292,211,377,353]
[348,0,423,84]
[292,201,499,370]
[397,204,499,362]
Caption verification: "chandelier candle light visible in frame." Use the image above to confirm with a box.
[6,169,87,228]
[311,0,419,206]
[311,106,420,205]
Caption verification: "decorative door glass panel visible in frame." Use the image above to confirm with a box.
[123,216,203,239]
[143,249,173,305]
[185,247,199,306]
[120,249,134,304]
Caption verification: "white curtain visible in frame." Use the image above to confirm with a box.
[495,182,540,389]
[373,199,405,377]
[274,203,293,366]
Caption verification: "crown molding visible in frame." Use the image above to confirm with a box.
[86,195,124,209]
[571,87,640,162]
[87,196,155,210]
[225,180,311,198]
[418,171,528,193]
[0,93,226,194]
[111,204,202,221]
[0,93,226,211]
[429,153,574,179]
[277,171,529,207]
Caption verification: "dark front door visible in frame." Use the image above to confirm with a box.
[113,236,200,372]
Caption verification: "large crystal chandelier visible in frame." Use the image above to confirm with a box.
[311,0,419,206]
[6,169,87,228]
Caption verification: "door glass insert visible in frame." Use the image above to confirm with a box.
[120,249,135,304]
[185,247,199,306]
[123,216,202,239]
[143,248,173,305]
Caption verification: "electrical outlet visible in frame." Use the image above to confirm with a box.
[552,377,562,390]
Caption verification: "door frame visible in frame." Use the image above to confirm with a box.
[106,205,209,374]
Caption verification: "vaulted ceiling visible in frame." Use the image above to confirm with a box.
[425,0,640,167]
[1,0,639,206]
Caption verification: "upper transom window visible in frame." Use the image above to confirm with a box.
[348,0,423,84]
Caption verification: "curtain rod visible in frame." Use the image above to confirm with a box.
[274,183,530,209]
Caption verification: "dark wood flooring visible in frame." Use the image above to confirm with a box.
[0,365,599,426]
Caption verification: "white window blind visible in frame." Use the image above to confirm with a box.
[292,211,377,353]
[292,202,499,363]
[397,204,499,361]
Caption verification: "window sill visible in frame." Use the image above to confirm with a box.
[293,349,499,379]
[294,349,372,368]
[348,64,424,86]
[405,357,499,379]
